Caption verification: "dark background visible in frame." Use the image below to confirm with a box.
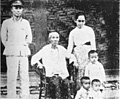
[1,0,119,75]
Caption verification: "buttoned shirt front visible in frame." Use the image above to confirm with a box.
[31,44,69,79]
[1,17,32,56]
[75,87,89,99]
[85,61,106,83]
[67,25,96,54]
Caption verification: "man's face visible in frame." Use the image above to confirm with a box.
[75,15,85,28]
[92,82,101,92]
[11,5,23,17]
[89,53,98,64]
[82,79,90,90]
[50,34,59,46]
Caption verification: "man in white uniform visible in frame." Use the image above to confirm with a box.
[1,0,32,98]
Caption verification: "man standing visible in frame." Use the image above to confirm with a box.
[1,0,32,98]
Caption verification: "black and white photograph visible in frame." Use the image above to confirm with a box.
[0,0,119,99]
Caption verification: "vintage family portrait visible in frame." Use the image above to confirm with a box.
[0,0,119,99]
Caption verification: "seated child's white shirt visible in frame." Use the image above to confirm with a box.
[75,87,89,99]
[87,88,103,99]
[85,61,106,83]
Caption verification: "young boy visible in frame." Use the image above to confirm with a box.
[87,79,104,99]
[85,50,106,85]
[75,76,90,99]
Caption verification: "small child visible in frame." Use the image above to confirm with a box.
[88,79,104,99]
[85,50,106,85]
[75,76,90,99]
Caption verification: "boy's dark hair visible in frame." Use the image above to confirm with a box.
[74,11,86,20]
[81,76,90,85]
[91,79,101,85]
[88,50,98,57]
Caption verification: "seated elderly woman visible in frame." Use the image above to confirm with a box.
[31,32,76,99]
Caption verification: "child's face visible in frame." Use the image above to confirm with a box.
[89,53,98,64]
[82,79,90,90]
[92,82,101,92]
[75,15,85,28]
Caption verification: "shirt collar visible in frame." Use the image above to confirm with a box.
[12,16,23,22]
[76,25,85,29]
[90,61,99,65]
[50,44,58,49]
[81,87,89,93]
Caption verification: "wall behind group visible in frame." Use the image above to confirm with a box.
[1,0,119,75]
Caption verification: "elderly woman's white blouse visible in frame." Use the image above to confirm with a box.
[31,44,69,79]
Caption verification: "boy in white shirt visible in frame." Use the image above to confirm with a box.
[85,50,106,85]
[75,76,90,99]
[88,79,104,99]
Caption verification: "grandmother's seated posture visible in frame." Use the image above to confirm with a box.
[31,32,76,99]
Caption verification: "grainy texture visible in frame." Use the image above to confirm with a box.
[0,72,119,98]
[1,0,119,74]
[1,1,119,98]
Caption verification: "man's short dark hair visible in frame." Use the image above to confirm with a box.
[9,0,24,9]
[91,79,101,85]
[74,11,85,20]
[80,76,90,85]
[88,50,98,57]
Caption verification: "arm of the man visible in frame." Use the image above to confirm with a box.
[26,21,32,44]
[64,47,77,65]
[67,31,74,54]
[31,49,43,66]
[1,20,8,46]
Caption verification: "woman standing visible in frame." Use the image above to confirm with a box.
[67,11,96,90]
